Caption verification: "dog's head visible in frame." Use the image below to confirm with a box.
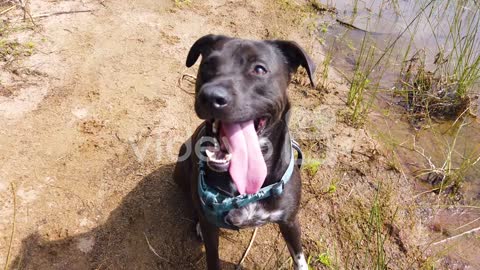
[187,34,315,125]
[186,34,315,194]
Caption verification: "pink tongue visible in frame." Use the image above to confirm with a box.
[221,120,267,194]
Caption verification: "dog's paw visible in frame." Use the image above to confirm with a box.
[196,222,204,242]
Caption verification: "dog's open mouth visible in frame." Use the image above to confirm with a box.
[205,118,268,194]
[206,118,267,170]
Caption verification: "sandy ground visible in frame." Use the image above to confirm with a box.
[1,0,428,269]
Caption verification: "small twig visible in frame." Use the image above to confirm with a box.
[412,135,436,170]
[143,232,173,264]
[431,225,480,246]
[32,9,96,19]
[435,205,480,210]
[182,73,196,80]
[471,155,480,167]
[413,187,441,198]
[335,18,390,35]
[4,183,16,270]
[445,107,470,134]
[279,254,293,269]
[453,216,480,232]
[236,228,258,269]
[0,5,16,15]
[180,216,195,223]
[177,71,197,95]
[18,0,37,27]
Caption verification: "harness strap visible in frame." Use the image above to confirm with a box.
[198,139,303,229]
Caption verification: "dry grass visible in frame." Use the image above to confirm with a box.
[398,50,473,126]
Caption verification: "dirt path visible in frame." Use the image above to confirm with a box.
[1,0,426,269]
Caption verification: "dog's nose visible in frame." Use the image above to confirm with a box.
[200,87,231,109]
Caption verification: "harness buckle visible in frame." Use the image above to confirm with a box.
[271,182,284,196]
[232,198,240,209]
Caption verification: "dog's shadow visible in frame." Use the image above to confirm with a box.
[11,164,236,269]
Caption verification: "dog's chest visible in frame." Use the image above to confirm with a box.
[225,202,284,228]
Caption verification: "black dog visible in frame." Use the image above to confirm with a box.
[174,34,315,270]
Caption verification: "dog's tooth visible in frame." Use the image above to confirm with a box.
[205,149,215,158]
[212,120,218,134]
[213,137,219,148]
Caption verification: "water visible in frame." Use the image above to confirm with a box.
[320,0,480,89]
[316,0,480,267]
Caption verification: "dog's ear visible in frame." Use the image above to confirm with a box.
[186,34,231,67]
[269,40,316,87]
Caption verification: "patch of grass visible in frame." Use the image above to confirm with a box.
[318,21,329,34]
[352,0,359,15]
[346,31,375,125]
[399,13,421,77]
[385,159,400,173]
[303,159,321,177]
[343,0,437,127]
[1,40,26,60]
[334,179,408,269]
[325,182,337,194]
[0,39,35,64]
[174,0,191,7]
[320,43,333,89]
[364,187,388,269]
[398,1,479,124]
[308,251,333,269]
[0,18,35,67]
[442,1,480,98]
[355,184,390,269]
[398,49,471,125]
[305,240,339,270]
[0,39,18,59]
[308,0,337,15]
[318,252,333,267]
[420,256,437,270]
[413,120,480,195]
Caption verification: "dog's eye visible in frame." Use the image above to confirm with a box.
[252,65,267,75]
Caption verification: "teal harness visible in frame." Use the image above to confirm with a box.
[198,139,303,229]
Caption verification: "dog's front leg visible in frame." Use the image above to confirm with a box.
[279,218,308,270]
[199,218,221,270]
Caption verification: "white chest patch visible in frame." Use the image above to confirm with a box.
[225,202,284,228]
